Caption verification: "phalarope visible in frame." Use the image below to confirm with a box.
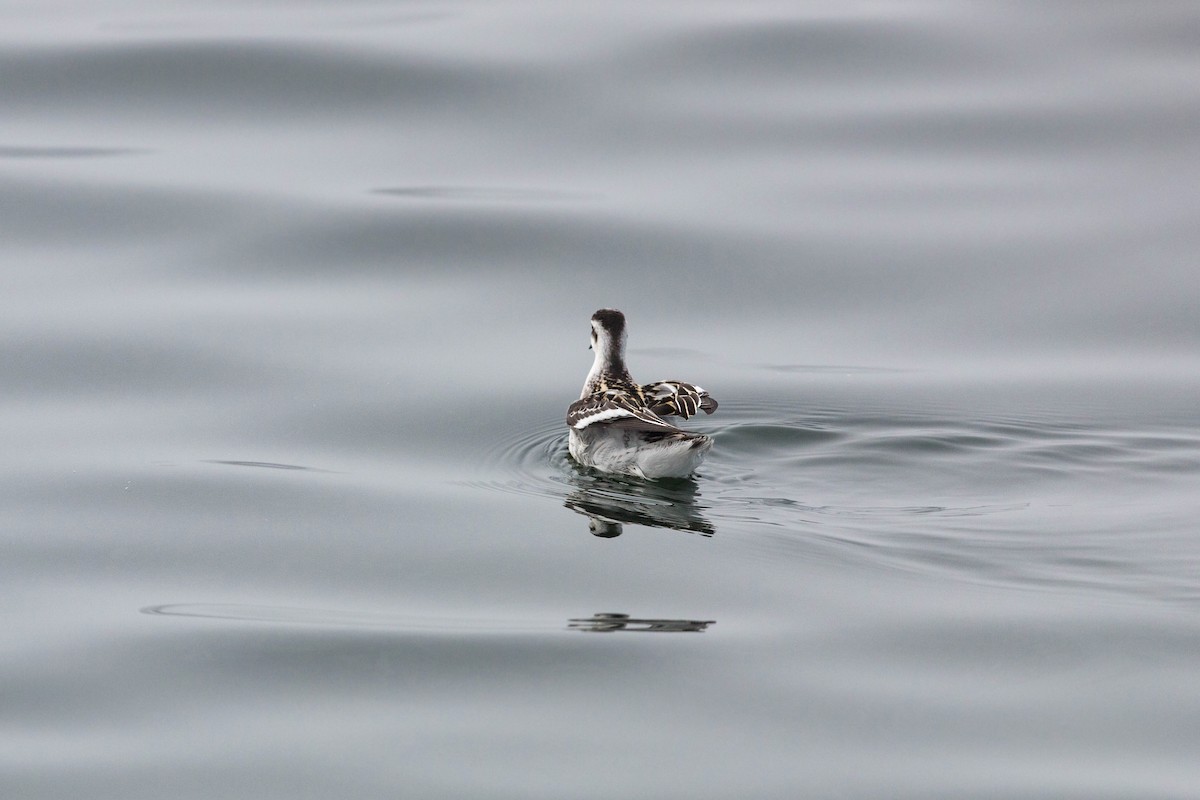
[566,309,717,479]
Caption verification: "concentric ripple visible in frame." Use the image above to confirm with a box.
[468,398,1200,603]
[469,415,574,501]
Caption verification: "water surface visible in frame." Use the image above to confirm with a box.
[4,2,1200,798]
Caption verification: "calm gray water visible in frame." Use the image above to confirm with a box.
[4,2,1200,797]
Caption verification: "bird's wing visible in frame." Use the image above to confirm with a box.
[639,380,718,420]
[567,391,682,433]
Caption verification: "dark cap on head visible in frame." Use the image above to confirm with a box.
[591,308,625,335]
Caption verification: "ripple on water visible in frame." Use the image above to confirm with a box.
[471,400,1200,604]
[371,186,591,204]
[0,145,150,159]
[203,459,323,471]
[141,605,717,635]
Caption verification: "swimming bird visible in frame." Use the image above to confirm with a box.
[566,309,718,478]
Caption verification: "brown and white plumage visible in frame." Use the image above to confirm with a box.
[566,309,718,478]
[641,380,718,420]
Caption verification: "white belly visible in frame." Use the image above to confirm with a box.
[569,426,712,479]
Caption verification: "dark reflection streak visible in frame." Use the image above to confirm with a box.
[202,459,332,472]
[371,186,590,203]
[104,10,451,34]
[0,146,149,158]
[568,613,715,633]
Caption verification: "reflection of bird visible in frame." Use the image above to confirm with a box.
[566,309,718,478]
[568,613,715,633]
[563,475,715,538]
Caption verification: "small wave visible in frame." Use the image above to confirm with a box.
[0,145,149,159]
[202,459,328,472]
[141,604,717,634]
[760,363,913,374]
[372,186,590,204]
[704,402,1200,604]
[141,603,555,633]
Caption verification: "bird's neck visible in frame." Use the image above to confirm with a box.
[582,340,630,397]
